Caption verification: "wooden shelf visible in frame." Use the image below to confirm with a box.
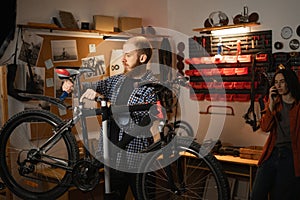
[18,23,170,39]
[193,22,260,34]
[18,23,118,36]
[215,155,258,166]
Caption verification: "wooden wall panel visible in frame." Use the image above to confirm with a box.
[0,65,8,126]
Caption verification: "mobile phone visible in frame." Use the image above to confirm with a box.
[271,88,278,99]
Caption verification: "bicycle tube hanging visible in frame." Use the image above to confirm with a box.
[243,56,260,131]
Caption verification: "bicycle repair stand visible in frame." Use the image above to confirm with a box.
[100,99,121,200]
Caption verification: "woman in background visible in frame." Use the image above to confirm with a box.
[251,68,300,200]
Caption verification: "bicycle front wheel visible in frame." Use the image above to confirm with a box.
[173,120,194,137]
[136,138,230,200]
[0,109,79,199]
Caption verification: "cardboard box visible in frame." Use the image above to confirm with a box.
[118,17,142,31]
[239,146,263,160]
[93,15,114,32]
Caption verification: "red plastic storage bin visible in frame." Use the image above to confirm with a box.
[235,67,248,75]
[205,94,219,101]
[217,94,234,101]
[223,82,234,89]
[190,82,205,89]
[201,69,212,76]
[233,82,245,89]
[233,94,250,101]
[213,82,224,89]
[190,93,205,100]
[222,68,236,75]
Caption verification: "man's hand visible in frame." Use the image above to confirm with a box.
[62,79,74,93]
[150,120,162,143]
[80,89,99,102]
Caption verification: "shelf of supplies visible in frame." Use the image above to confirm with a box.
[193,22,260,34]
[18,23,117,35]
[18,23,170,39]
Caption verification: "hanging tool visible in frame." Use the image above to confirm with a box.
[236,40,242,55]
[200,105,235,116]
[243,55,260,131]
[245,36,249,50]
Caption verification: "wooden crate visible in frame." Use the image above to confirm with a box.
[239,146,263,160]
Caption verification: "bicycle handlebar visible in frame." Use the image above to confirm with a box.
[111,103,153,113]
[80,103,160,122]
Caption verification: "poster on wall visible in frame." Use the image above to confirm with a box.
[18,31,43,66]
[25,66,45,95]
[51,40,78,63]
[109,49,124,76]
[81,55,106,79]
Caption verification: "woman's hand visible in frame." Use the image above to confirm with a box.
[268,86,277,112]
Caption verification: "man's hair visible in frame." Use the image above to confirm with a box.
[272,68,300,101]
[125,36,153,63]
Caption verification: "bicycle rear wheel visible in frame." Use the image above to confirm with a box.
[136,138,230,200]
[0,109,79,199]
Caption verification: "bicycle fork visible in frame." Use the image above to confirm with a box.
[158,121,186,196]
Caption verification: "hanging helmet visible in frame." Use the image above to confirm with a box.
[208,11,229,27]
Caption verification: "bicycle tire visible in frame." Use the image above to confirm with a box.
[136,137,230,200]
[173,120,194,137]
[0,109,79,199]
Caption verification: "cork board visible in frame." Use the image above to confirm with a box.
[36,34,123,97]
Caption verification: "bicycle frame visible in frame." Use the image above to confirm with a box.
[22,66,156,197]
[29,67,113,185]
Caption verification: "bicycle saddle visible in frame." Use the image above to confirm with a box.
[55,66,94,79]
[55,66,80,79]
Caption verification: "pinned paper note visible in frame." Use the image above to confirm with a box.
[110,49,124,76]
[45,59,54,70]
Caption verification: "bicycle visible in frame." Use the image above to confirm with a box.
[0,66,230,200]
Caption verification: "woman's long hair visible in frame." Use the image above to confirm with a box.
[270,68,300,102]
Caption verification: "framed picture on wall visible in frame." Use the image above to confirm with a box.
[18,31,43,66]
[25,66,45,95]
[109,49,124,76]
[81,55,106,79]
[51,40,78,63]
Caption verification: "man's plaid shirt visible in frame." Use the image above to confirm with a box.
[94,70,158,170]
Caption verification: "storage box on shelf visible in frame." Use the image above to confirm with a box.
[118,17,142,31]
[93,15,115,32]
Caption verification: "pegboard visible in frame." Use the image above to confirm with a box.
[190,30,272,57]
[186,30,272,101]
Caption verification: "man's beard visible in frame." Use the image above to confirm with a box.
[125,61,147,78]
[124,59,143,73]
